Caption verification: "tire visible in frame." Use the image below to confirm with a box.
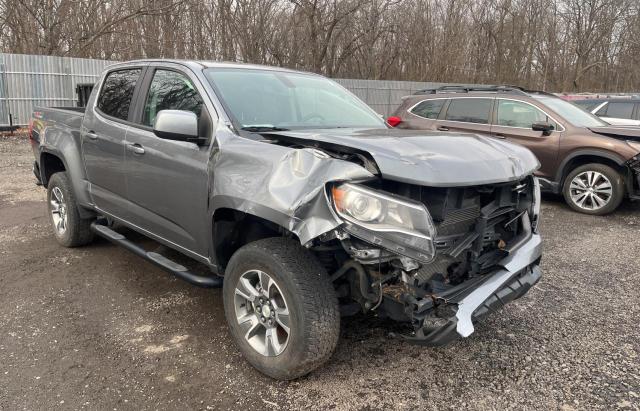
[222,237,340,380]
[562,163,624,215]
[47,172,95,247]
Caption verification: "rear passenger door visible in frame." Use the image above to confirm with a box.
[435,97,494,135]
[82,67,144,217]
[123,65,215,258]
[490,98,562,180]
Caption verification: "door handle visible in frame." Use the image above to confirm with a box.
[126,143,145,155]
[494,133,506,139]
[86,130,98,140]
[437,126,449,131]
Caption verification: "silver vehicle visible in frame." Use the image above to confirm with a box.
[30,60,542,380]
[573,98,640,126]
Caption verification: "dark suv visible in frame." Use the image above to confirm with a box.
[389,86,640,215]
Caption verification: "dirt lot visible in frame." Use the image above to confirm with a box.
[1,135,639,410]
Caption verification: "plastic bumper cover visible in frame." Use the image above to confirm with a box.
[399,233,542,346]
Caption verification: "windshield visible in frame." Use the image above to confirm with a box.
[532,95,608,127]
[204,68,385,130]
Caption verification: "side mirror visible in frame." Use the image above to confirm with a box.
[532,122,554,136]
[153,110,202,143]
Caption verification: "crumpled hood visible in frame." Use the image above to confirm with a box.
[266,128,540,186]
[588,125,640,141]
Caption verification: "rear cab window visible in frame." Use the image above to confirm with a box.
[96,69,141,120]
[444,98,492,124]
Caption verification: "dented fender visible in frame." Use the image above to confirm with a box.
[209,127,374,246]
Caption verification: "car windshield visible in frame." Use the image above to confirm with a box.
[203,68,385,130]
[533,95,608,127]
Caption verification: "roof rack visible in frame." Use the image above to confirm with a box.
[414,85,529,96]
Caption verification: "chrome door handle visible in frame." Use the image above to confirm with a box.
[437,126,449,131]
[494,133,506,139]
[86,130,98,140]
[126,143,145,155]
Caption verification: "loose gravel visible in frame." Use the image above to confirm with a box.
[0,135,638,410]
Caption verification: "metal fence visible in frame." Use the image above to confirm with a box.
[0,53,467,126]
[0,53,116,127]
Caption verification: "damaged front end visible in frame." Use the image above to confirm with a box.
[310,175,542,345]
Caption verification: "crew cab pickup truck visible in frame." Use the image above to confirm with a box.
[30,60,543,380]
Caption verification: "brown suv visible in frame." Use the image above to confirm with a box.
[388,86,640,215]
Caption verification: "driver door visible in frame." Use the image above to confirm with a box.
[123,66,215,258]
[490,98,562,180]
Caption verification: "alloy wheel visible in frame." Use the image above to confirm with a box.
[569,171,613,211]
[233,270,291,357]
[50,186,68,234]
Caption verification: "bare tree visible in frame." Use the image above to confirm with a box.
[1,0,638,91]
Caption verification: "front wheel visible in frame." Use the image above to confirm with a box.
[562,163,624,215]
[222,237,340,380]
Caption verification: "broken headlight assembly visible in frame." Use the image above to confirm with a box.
[330,183,436,263]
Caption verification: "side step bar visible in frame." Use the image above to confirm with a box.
[90,222,223,288]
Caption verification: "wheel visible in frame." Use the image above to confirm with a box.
[562,163,624,215]
[47,172,94,247]
[222,237,340,380]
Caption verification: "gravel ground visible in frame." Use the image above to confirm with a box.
[1,135,639,410]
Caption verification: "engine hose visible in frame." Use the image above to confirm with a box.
[330,260,379,302]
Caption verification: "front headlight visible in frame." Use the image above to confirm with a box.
[331,183,436,262]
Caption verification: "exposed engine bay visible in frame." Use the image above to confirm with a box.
[310,176,540,340]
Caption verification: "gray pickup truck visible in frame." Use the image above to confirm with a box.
[30,60,542,380]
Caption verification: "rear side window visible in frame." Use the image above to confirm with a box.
[142,69,203,127]
[445,98,492,124]
[96,69,141,120]
[410,99,445,119]
[604,102,634,119]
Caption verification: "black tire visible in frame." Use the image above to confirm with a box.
[223,237,340,380]
[47,172,95,247]
[562,163,624,215]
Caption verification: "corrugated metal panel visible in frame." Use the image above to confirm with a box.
[0,53,116,126]
[0,53,477,125]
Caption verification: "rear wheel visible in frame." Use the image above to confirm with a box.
[562,163,624,215]
[47,172,94,247]
[223,237,340,380]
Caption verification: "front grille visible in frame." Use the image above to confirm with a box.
[416,179,533,288]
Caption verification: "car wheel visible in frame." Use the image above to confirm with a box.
[562,163,624,215]
[47,172,95,247]
[223,237,340,380]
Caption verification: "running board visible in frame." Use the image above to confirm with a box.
[90,222,222,288]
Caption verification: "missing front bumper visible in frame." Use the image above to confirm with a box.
[395,234,542,346]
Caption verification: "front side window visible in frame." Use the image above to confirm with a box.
[203,68,385,130]
[496,100,551,128]
[142,70,203,127]
[444,98,492,124]
[604,102,634,119]
[96,69,141,120]
[411,99,445,119]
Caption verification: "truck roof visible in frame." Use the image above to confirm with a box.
[104,59,316,76]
